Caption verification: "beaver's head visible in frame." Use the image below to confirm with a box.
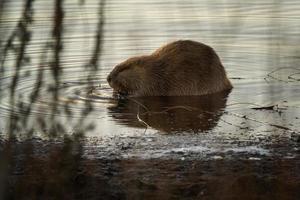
[107,56,151,96]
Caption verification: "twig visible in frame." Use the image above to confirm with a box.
[128,97,149,112]
[219,118,251,130]
[136,106,149,134]
[226,111,299,134]
[126,98,149,133]
[267,67,300,76]
[265,67,300,83]
[230,77,245,80]
[288,72,300,81]
[227,102,286,112]
[251,105,277,110]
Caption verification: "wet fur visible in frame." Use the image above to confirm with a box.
[107,40,232,96]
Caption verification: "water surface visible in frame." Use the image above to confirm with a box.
[1,0,299,138]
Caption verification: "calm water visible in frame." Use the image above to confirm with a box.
[1,0,300,199]
[1,0,299,137]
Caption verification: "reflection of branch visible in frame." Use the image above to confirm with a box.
[9,0,34,99]
[21,43,49,126]
[227,102,262,107]
[7,0,34,136]
[51,0,64,98]
[265,67,300,83]
[225,111,299,134]
[288,72,300,81]
[0,32,17,76]
[73,0,106,136]
[141,106,198,115]
[227,102,287,113]
[49,0,64,120]
[87,0,105,70]
[0,0,6,25]
[251,105,282,111]
[0,0,11,75]
[213,101,296,133]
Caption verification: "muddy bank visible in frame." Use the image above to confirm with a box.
[1,136,300,200]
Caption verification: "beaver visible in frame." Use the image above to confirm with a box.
[107,40,232,96]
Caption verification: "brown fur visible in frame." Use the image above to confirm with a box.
[107,40,232,96]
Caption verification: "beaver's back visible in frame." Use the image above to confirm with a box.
[149,40,232,96]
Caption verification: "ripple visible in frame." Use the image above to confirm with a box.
[1,0,300,137]
[0,74,116,118]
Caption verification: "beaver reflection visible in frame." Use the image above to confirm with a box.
[107,91,230,133]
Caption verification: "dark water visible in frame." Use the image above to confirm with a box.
[0,0,300,199]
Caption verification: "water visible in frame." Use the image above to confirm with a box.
[1,0,300,199]
[1,0,299,137]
